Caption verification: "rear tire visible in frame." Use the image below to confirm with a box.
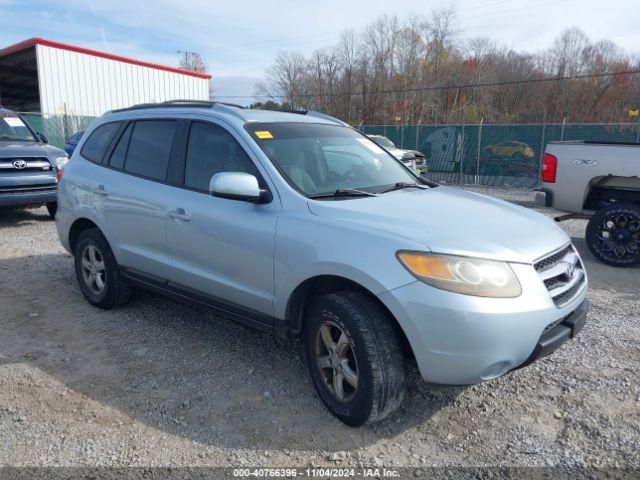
[303,291,406,426]
[74,228,132,308]
[46,203,57,219]
[586,203,640,267]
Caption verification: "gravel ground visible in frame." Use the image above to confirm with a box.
[0,186,638,472]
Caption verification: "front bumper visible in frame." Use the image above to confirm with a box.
[0,187,57,207]
[518,298,588,368]
[378,262,588,385]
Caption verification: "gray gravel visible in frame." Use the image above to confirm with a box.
[0,187,638,470]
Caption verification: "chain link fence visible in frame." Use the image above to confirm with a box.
[18,112,96,150]
[361,122,640,188]
[16,113,640,189]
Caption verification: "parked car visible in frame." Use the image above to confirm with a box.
[536,140,640,266]
[0,106,68,218]
[480,141,537,176]
[56,101,588,426]
[483,141,534,160]
[64,130,84,156]
[367,134,425,173]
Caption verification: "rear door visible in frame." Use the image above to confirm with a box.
[164,119,280,322]
[96,119,179,279]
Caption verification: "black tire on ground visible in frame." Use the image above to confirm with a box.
[586,203,640,267]
[303,291,407,426]
[74,228,132,308]
[46,202,57,219]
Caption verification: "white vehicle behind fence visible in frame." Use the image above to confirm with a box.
[536,140,640,266]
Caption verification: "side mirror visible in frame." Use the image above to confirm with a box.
[209,172,269,203]
[37,132,48,144]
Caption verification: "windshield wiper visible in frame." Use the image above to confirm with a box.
[309,188,378,199]
[378,182,428,194]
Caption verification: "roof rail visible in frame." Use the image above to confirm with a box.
[112,99,245,113]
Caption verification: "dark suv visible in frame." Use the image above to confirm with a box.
[0,106,68,218]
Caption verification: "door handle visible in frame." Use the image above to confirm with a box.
[93,185,108,195]
[168,208,191,222]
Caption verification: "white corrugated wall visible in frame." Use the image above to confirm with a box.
[35,44,210,117]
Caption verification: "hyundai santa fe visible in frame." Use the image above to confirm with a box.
[56,100,589,426]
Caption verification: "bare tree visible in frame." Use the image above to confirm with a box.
[178,51,208,74]
[258,11,638,125]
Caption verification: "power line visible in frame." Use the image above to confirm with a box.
[213,69,640,100]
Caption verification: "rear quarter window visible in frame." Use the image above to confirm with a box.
[81,123,121,164]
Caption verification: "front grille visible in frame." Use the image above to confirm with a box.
[535,244,586,308]
[0,157,53,173]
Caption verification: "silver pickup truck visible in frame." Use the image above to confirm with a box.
[536,141,640,266]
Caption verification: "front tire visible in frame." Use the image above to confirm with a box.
[74,228,132,308]
[586,203,640,267]
[303,292,406,426]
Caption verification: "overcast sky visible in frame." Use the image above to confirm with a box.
[2,0,639,104]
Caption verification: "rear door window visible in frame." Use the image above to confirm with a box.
[81,123,120,164]
[123,120,177,181]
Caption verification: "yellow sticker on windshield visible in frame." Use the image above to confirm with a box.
[254,130,274,139]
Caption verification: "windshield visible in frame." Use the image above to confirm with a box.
[370,136,396,149]
[0,114,37,142]
[246,122,420,196]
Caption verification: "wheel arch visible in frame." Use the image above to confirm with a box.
[68,218,101,254]
[284,274,415,361]
[583,176,640,210]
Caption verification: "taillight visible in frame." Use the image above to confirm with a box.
[542,153,557,183]
[54,156,69,182]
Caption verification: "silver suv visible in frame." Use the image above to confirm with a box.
[56,101,589,426]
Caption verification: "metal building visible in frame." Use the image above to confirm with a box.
[0,37,211,116]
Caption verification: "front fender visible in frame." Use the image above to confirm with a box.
[273,212,421,320]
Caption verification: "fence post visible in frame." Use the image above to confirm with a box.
[460,124,465,183]
[415,124,419,150]
[475,118,483,185]
[560,116,566,141]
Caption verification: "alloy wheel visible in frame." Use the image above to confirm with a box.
[81,244,106,294]
[315,321,359,402]
[596,212,640,261]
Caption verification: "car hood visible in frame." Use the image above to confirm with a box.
[307,186,569,263]
[0,141,65,158]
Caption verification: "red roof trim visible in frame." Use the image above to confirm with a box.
[0,37,212,80]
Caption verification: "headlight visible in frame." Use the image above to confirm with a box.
[397,251,521,298]
[55,156,69,169]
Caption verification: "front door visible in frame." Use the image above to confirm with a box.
[165,120,279,322]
